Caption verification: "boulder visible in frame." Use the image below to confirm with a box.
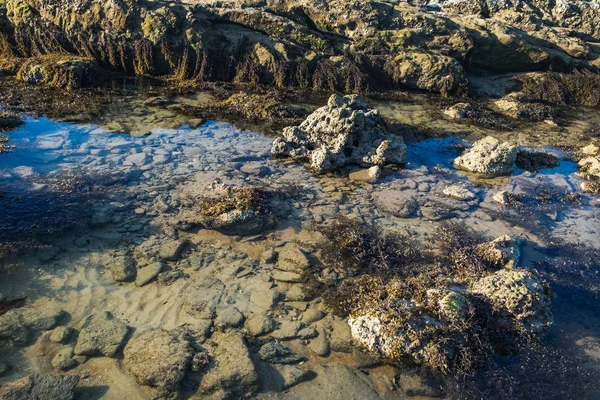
[123,329,194,395]
[454,136,517,176]
[0,373,79,400]
[470,269,553,333]
[0,306,66,345]
[516,149,560,171]
[272,95,406,172]
[74,312,129,357]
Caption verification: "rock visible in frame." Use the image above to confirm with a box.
[516,149,560,171]
[108,255,137,282]
[271,320,303,340]
[386,53,467,93]
[135,262,164,286]
[444,102,472,119]
[51,347,78,371]
[579,156,600,179]
[272,270,305,283]
[250,289,279,310]
[581,143,600,157]
[276,244,310,273]
[285,284,310,301]
[302,309,325,323]
[309,327,330,357]
[373,190,419,218]
[438,292,467,321]
[188,118,205,129]
[477,235,521,268]
[259,341,305,364]
[493,190,512,205]
[124,152,150,167]
[349,166,381,184]
[49,326,74,344]
[159,239,188,261]
[260,248,278,264]
[215,307,245,329]
[74,312,129,357]
[0,306,66,346]
[240,163,272,177]
[0,373,79,400]
[17,56,103,89]
[157,270,183,285]
[245,314,275,336]
[123,329,194,395]
[398,372,444,398]
[470,269,553,333]
[581,180,600,194]
[494,93,554,121]
[199,333,259,398]
[442,184,476,200]
[272,95,406,172]
[454,136,517,176]
[330,318,354,353]
[184,278,225,319]
[276,365,313,389]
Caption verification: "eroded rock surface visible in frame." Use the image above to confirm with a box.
[454,136,517,176]
[0,373,79,400]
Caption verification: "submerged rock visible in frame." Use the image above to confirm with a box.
[74,312,129,357]
[108,255,137,282]
[0,373,79,400]
[454,136,517,176]
[470,269,553,333]
[516,149,560,171]
[123,329,194,395]
[0,305,66,346]
[271,95,406,172]
[51,347,78,371]
[259,341,305,364]
[373,190,419,218]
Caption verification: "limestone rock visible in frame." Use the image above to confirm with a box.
[0,306,66,346]
[215,307,245,329]
[272,95,406,172]
[454,136,517,176]
[0,373,79,400]
[74,312,129,357]
[250,288,279,310]
[245,314,275,337]
[442,184,476,200]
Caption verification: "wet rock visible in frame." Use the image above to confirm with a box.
[184,278,225,319]
[420,204,455,221]
[250,288,279,310]
[349,166,381,183]
[240,163,272,177]
[157,270,183,285]
[199,332,259,398]
[215,307,245,329]
[444,102,472,119]
[135,262,164,286]
[260,248,278,264]
[470,269,553,333]
[0,306,66,346]
[330,318,354,353]
[516,149,560,171]
[276,365,314,389]
[309,328,330,357]
[0,373,79,400]
[285,284,310,301]
[52,347,78,371]
[494,93,554,121]
[124,152,150,167]
[259,341,305,364]
[123,329,194,395]
[477,235,521,268]
[159,239,188,261]
[272,270,305,283]
[442,184,476,200]
[271,95,406,172]
[271,320,303,340]
[108,255,137,282]
[438,291,467,321]
[398,372,444,398]
[74,312,129,357]
[454,136,517,176]
[245,314,276,337]
[17,56,104,89]
[49,326,74,344]
[276,244,310,273]
[386,53,467,93]
[493,190,512,205]
[373,190,419,218]
[302,309,325,323]
[0,362,9,376]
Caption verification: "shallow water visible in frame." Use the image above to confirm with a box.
[1,95,600,399]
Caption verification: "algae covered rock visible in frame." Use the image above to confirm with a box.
[0,373,79,400]
[17,56,104,90]
[123,329,194,395]
[476,235,521,269]
[454,136,517,176]
[271,94,406,172]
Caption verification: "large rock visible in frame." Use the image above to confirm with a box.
[0,305,66,345]
[470,269,553,333]
[454,136,517,176]
[74,312,129,357]
[0,373,79,400]
[272,95,406,172]
[123,329,194,395]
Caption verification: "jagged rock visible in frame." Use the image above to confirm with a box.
[438,291,467,321]
[477,235,521,268]
[444,102,472,119]
[373,190,419,218]
[470,269,553,333]
[17,56,104,89]
[442,184,476,200]
[454,136,517,176]
[0,373,79,400]
[579,155,600,179]
[123,329,194,395]
[259,342,305,364]
[494,93,554,121]
[199,333,259,398]
[74,312,129,357]
[0,305,66,345]
[271,95,406,172]
[108,255,137,282]
[386,53,467,93]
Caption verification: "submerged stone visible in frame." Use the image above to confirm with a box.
[74,312,129,357]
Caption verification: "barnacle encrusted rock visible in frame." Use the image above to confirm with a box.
[454,136,517,176]
[470,269,553,334]
[271,95,406,172]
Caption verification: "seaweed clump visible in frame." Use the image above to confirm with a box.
[306,217,552,374]
[196,187,271,217]
[521,71,600,108]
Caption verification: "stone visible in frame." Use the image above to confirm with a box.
[240,163,272,177]
[123,329,194,395]
[0,373,79,400]
[0,306,66,346]
[0,362,9,376]
[286,301,309,311]
[250,289,279,310]
[579,156,600,179]
[470,269,553,333]
[184,278,225,319]
[49,326,74,344]
[74,312,129,357]
[272,270,305,283]
[285,284,310,301]
[258,341,305,364]
[276,365,313,389]
[349,166,381,184]
[215,307,245,329]
[135,262,164,286]
[493,190,512,205]
[330,318,354,353]
[245,314,275,337]
[444,102,472,119]
[438,292,467,321]
[442,184,476,201]
[373,190,419,218]
[309,328,330,357]
[398,372,444,398]
[276,244,310,273]
[260,248,278,264]
[159,239,188,261]
[272,95,406,172]
[52,347,78,371]
[302,309,326,323]
[199,333,259,398]
[271,320,303,340]
[582,143,600,156]
[454,136,517,176]
[108,255,136,282]
[124,152,150,167]
[515,149,560,171]
[477,235,521,268]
